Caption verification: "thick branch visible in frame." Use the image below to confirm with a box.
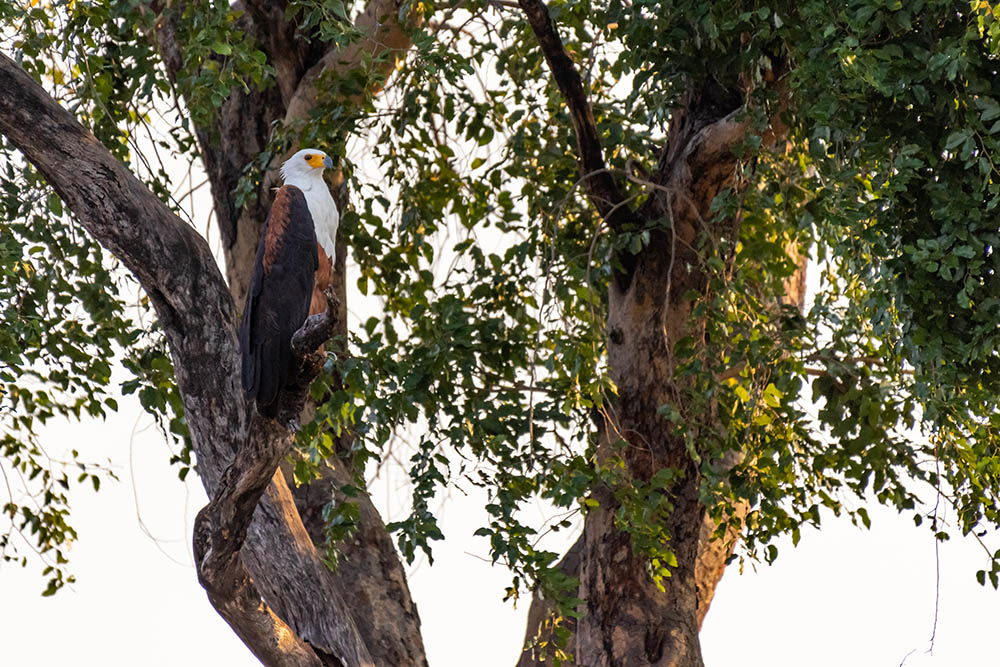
[150,4,429,664]
[0,53,245,475]
[198,417,294,582]
[516,0,635,232]
[292,305,338,358]
[193,298,368,667]
[0,51,373,667]
[0,51,227,334]
[194,418,328,667]
[283,0,414,123]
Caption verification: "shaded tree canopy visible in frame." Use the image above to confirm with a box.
[2,0,1000,665]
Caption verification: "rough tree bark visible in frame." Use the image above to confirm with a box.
[517,109,800,667]
[193,302,349,667]
[514,1,795,665]
[577,102,752,667]
[152,1,426,665]
[6,0,426,661]
[153,1,427,663]
[0,51,376,666]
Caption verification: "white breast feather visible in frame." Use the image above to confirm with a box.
[284,174,339,258]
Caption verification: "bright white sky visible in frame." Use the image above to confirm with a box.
[1,382,997,666]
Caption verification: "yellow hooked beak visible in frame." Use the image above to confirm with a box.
[305,153,332,169]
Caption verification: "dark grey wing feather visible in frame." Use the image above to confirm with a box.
[238,185,319,417]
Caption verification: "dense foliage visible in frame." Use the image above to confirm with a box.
[3,0,1000,615]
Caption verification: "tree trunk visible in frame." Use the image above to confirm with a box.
[577,479,705,667]
[0,52,372,666]
[4,0,426,659]
[509,18,793,652]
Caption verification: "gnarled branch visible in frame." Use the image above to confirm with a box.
[0,50,373,667]
[148,1,430,662]
[193,296,367,667]
[193,419,330,667]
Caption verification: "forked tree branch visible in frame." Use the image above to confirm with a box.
[0,51,372,667]
[516,0,636,234]
[194,297,358,667]
[147,2,430,664]
[194,419,329,667]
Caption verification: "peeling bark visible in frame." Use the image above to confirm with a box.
[513,5,796,659]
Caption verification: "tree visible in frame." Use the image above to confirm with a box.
[3,1,1000,665]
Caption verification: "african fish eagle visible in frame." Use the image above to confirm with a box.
[238,148,339,417]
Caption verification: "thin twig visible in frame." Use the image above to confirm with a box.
[927,434,942,654]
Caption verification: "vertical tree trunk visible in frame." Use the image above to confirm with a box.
[577,477,705,667]
[515,71,792,664]
[577,255,710,666]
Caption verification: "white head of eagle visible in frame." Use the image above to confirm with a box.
[280,148,339,259]
[238,148,340,418]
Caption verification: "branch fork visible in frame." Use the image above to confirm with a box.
[193,288,344,667]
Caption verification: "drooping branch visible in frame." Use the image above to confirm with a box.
[516,0,636,234]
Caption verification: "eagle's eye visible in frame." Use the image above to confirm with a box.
[304,154,313,161]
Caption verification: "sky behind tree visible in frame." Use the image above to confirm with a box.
[2,388,995,666]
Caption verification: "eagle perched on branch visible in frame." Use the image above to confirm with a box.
[238,149,339,417]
